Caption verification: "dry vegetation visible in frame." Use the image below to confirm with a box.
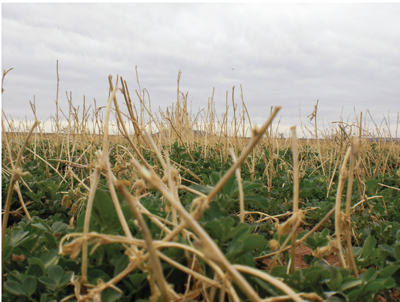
[2,68,400,302]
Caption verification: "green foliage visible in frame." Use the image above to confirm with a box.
[2,140,400,301]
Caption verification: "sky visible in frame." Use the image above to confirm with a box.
[2,3,400,137]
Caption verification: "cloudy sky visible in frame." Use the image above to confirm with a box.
[2,3,400,136]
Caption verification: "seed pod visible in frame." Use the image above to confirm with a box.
[69,203,78,215]
[69,217,75,229]
[61,195,68,207]
[269,239,280,252]
[276,217,295,236]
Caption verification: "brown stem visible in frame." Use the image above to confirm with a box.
[2,121,39,285]
[115,181,171,302]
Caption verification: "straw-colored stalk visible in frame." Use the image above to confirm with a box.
[344,143,359,277]
[289,126,299,274]
[115,181,172,302]
[234,265,307,302]
[230,149,245,223]
[109,76,152,171]
[2,120,39,284]
[334,147,352,268]
[2,120,31,220]
[153,107,281,246]
[308,100,325,176]
[204,107,281,210]
[1,67,13,94]
[130,158,261,302]
[81,80,119,284]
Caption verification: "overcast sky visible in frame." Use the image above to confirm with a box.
[2,3,400,136]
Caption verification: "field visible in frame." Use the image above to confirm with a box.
[2,74,400,302]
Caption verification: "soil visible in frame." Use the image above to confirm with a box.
[376,290,400,302]
[260,234,400,302]
[262,228,340,270]
[262,242,340,270]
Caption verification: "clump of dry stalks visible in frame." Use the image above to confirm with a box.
[52,76,310,302]
[2,67,399,302]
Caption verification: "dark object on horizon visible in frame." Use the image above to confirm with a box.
[153,130,207,137]
[368,137,400,143]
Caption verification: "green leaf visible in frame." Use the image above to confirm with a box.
[378,265,400,278]
[8,271,25,284]
[395,243,400,260]
[270,266,288,279]
[209,172,220,186]
[40,293,49,302]
[129,272,148,287]
[220,217,236,239]
[347,288,362,301]
[362,267,377,282]
[40,249,59,268]
[162,246,184,259]
[190,183,211,195]
[48,265,64,284]
[39,276,57,291]
[113,254,129,277]
[361,236,377,259]
[201,173,210,185]
[231,181,262,196]
[43,232,57,248]
[3,245,13,261]
[243,235,268,252]
[327,266,342,291]
[31,219,52,232]
[339,279,362,292]
[226,240,244,258]
[201,202,222,222]
[51,221,68,233]
[9,229,30,248]
[321,228,330,237]
[222,174,236,195]
[91,190,121,233]
[22,277,37,297]
[252,277,279,296]
[365,281,384,293]
[243,195,269,208]
[101,288,122,302]
[326,296,344,302]
[4,280,26,296]
[383,277,396,289]
[59,271,74,287]
[241,253,256,267]
[27,258,46,277]
[27,191,45,202]
[88,269,111,284]
[290,269,305,288]
[303,270,321,288]
[203,220,224,241]
[228,223,251,240]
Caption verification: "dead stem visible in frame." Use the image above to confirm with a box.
[289,126,299,274]
[233,265,307,302]
[2,120,39,285]
[203,106,281,214]
[115,181,172,302]
[335,147,352,268]
[81,78,119,284]
[229,149,245,223]
[130,158,261,302]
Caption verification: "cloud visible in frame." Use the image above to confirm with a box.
[2,3,399,136]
